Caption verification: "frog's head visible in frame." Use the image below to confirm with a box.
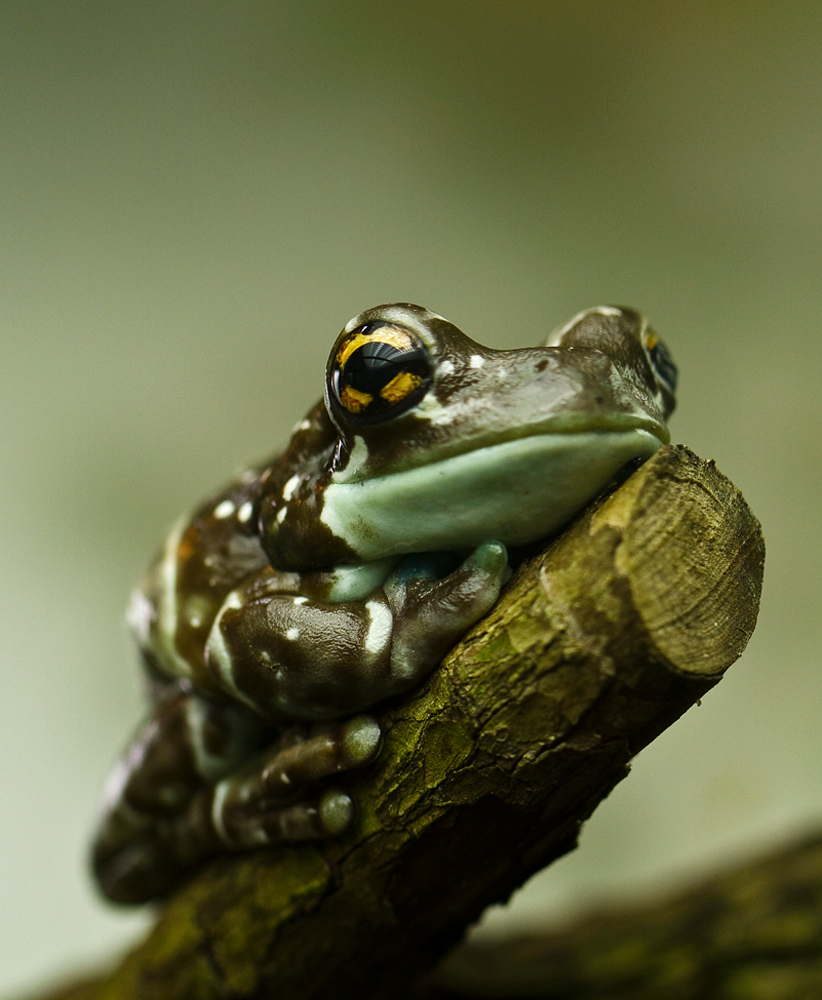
[262,303,677,570]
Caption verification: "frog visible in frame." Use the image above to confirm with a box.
[91,302,677,904]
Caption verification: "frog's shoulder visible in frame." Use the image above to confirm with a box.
[170,399,337,593]
[128,402,338,689]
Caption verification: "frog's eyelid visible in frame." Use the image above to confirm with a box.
[343,303,444,336]
[541,305,627,347]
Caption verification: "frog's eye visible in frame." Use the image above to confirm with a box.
[644,331,678,395]
[327,322,433,425]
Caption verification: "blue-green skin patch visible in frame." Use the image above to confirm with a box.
[91,303,676,904]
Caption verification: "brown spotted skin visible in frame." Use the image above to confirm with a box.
[93,462,508,903]
[91,303,676,904]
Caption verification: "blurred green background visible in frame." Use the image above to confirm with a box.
[2,2,820,995]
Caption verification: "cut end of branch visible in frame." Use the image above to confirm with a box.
[587,445,764,677]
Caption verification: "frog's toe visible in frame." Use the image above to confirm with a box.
[470,539,508,575]
[210,716,380,849]
[220,789,355,847]
[259,715,381,790]
[447,539,510,615]
[318,788,354,835]
[269,789,355,840]
[339,714,382,767]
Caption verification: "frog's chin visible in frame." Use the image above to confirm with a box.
[319,429,664,562]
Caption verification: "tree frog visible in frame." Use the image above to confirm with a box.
[92,303,676,904]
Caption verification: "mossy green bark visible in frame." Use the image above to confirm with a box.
[32,446,764,1000]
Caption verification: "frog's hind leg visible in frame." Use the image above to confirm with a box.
[91,685,269,904]
[92,694,381,904]
[205,714,382,851]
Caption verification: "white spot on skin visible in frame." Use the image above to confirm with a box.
[347,436,371,470]
[214,500,236,519]
[364,600,393,655]
[99,756,133,814]
[324,558,396,602]
[293,596,308,605]
[185,699,233,783]
[285,627,300,641]
[205,592,259,711]
[328,435,371,485]
[282,474,301,501]
[414,392,450,425]
[237,501,253,523]
[211,782,232,845]
[469,355,485,369]
[248,826,271,846]
[156,517,196,678]
[126,589,154,644]
[276,506,288,524]
[185,595,212,630]
[291,418,312,434]
[438,359,455,376]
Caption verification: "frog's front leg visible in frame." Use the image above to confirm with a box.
[92,684,260,902]
[207,540,509,720]
[204,713,381,851]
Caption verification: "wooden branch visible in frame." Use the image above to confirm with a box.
[34,446,763,1000]
[430,830,822,1000]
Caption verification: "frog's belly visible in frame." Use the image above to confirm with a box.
[320,429,662,560]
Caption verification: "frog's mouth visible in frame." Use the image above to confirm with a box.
[320,425,665,562]
[331,408,670,485]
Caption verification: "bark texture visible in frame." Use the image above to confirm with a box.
[32,445,764,1000]
[432,831,822,1000]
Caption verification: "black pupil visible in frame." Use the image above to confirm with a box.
[344,340,425,394]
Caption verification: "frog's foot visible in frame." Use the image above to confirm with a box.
[210,714,382,850]
[384,541,509,687]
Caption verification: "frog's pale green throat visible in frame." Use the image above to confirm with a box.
[262,303,677,569]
